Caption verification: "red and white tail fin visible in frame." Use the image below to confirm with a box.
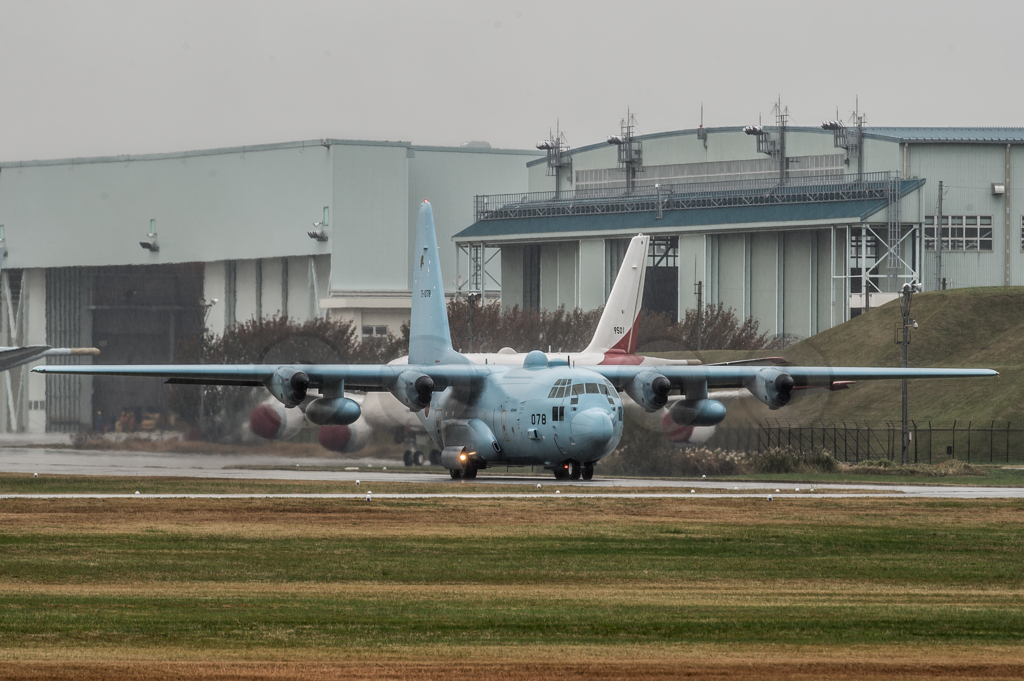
[582,234,648,354]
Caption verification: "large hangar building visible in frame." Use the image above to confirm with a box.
[457,118,1024,342]
[4,113,1024,435]
[0,140,537,433]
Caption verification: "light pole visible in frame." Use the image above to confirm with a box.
[898,280,922,464]
[466,293,481,354]
[197,298,218,434]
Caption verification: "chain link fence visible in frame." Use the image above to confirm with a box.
[706,420,1024,465]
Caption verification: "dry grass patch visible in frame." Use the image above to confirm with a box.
[3,580,1024,609]
[1,497,1021,539]
[3,648,1024,680]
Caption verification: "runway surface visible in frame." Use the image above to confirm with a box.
[2,447,1024,499]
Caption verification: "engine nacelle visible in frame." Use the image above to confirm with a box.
[264,367,309,408]
[246,400,305,442]
[318,421,371,454]
[746,369,796,410]
[439,418,501,462]
[305,397,361,426]
[392,370,434,412]
[623,370,671,412]
[667,398,727,427]
[440,445,471,470]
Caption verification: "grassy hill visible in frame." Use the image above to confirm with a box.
[651,286,1024,426]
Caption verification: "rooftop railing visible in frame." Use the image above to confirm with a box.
[474,171,900,221]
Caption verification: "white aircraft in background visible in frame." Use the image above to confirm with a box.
[0,345,99,371]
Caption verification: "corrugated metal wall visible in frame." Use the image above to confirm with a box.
[44,267,85,432]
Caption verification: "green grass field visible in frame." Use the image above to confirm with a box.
[2,491,1023,679]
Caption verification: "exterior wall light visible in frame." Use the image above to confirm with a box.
[140,219,159,252]
[308,206,329,242]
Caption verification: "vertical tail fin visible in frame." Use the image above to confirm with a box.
[583,234,649,354]
[409,201,467,365]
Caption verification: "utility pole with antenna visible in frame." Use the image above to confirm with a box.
[694,259,703,351]
[934,181,944,292]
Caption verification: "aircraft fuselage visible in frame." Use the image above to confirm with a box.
[419,362,623,469]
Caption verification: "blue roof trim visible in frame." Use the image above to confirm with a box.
[456,200,882,239]
[864,127,1024,143]
[456,178,925,240]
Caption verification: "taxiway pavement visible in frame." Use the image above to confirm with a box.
[1,447,1022,499]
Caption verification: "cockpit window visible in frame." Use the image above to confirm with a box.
[585,383,598,394]
[548,387,559,398]
[572,384,584,395]
[598,384,609,395]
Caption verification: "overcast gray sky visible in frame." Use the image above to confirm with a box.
[1,0,1020,161]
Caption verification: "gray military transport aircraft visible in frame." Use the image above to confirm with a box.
[34,201,998,480]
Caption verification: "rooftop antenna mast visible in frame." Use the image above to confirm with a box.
[744,97,787,185]
[607,108,643,193]
[536,120,572,199]
[696,103,708,149]
[822,97,866,180]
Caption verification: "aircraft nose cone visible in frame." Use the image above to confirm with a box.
[571,408,614,444]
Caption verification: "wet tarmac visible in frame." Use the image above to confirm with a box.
[1,447,1023,499]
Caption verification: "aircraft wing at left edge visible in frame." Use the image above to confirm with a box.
[30,363,488,391]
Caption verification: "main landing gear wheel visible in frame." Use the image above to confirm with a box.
[569,461,581,480]
[450,469,462,480]
[553,464,569,480]
[463,466,478,480]
[413,451,425,466]
[582,464,594,481]
[429,449,442,466]
[403,450,414,467]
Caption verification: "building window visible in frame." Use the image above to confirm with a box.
[647,236,678,268]
[924,216,993,252]
[362,325,388,340]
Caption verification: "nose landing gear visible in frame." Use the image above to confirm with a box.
[569,461,581,480]
[552,461,594,480]
[449,464,478,480]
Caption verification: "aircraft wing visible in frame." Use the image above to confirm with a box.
[0,346,101,373]
[708,356,787,367]
[31,362,489,391]
[593,364,999,390]
[0,346,52,372]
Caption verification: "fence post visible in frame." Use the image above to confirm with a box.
[990,420,995,464]
[951,420,956,460]
[928,421,933,464]
[1007,422,1012,464]
[912,420,918,464]
[967,421,972,463]
[855,422,861,463]
[842,420,850,463]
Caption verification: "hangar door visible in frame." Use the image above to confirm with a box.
[641,236,678,322]
[89,263,204,429]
